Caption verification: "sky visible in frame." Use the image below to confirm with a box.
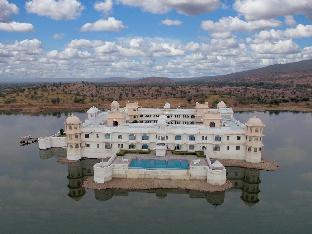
[0,0,311,80]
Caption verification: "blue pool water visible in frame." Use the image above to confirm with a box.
[129,159,189,170]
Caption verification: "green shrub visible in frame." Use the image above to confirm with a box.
[116,149,151,156]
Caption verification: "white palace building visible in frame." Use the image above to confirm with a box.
[38,101,265,186]
[63,101,264,163]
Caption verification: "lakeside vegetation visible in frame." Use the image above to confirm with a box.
[0,81,311,113]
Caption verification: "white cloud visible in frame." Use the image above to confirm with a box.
[161,19,182,26]
[80,17,126,32]
[0,21,34,32]
[0,0,18,21]
[94,0,112,15]
[234,0,312,20]
[26,0,84,20]
[201,16,281,33]
[53,33,64,40]
[250,39,299,54]
[118,0,220,15]
[284,15,296,26]
[0,37,311,79]
[254,24,312,42]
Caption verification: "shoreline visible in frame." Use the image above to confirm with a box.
[1,103,311,114]
[83,176,233,192]
[217,159,279,171]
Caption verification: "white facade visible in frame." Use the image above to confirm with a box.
[64,101,265,163]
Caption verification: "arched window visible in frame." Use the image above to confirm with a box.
[142,144,149,149]
[142,134,149,140]
[213,145,220,151]
[113,121,118,126]
[129,134,136,140]
[69,144,73,148]
[202,146,207,150]
[129,143,135,149]
[105,133,110,139]
[215,135,222,141]
[209,122,216,127]
[189,135,195,141]
[75,144,79,148]
[175,135,182,140]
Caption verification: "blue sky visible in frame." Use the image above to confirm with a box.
[0,0,311,79]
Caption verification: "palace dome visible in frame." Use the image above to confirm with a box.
[246,116,264,126]
[87,106,99,114]
[217,101,226,109]
[111,101,119,107]
[66,115,81,125]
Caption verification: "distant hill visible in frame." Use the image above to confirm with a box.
[112,59,312,85]
[188,59,312,85]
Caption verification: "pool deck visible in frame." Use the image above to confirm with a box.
[83,177,233,192]
[217,159,279,171]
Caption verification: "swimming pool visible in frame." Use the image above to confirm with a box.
[129,159,189,170]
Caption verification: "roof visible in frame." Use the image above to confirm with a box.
[87,106,99,114]
[217,101,226,109]
[66,115,81,125]
[246,116,265,126]
[211,160,224,169]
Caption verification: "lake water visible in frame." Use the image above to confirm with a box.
[0,112,311,233]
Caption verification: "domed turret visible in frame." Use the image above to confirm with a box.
[111,101,120,112]
[246,116,265,127]
[217,101,226,109]
[66,115,81,125]
[87,106,99,120]
[245,116,265,163]
[65,114,82,161]
[164,102,171,109]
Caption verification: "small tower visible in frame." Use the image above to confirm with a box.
[111,101,120,112]
[245,116,265,163]
[67,161,85,201]
[241,169,261,205]
[65,115,82,161]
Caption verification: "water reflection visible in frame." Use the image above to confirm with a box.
[58,156,261,206]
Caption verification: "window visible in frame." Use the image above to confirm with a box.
[105,133,110,139]
[97,144,100,148]
[227,146,230,150]
[191,115,195,118]
[237,136,241,140]
[215,135,221,142]
[75,134,79,139]
[175,135,182,140]
[86,143,90,148]
[202,146,207,150]
[259,147,262,151]
[105,143,112,149]
[142,134,149,140]
[69,144,73,148]
[254,148,258,152]
[85,134,89,138]
[118,144,123,149]
[189,145,195,150]
[202,136,205,140]
[175,144,181,150]
[255,128,259,133]
[227,136,229,141]
[142,144,149,149]
[189,135,195,141]
[68,125,72,130]
[236,146,240,150]
[213,145,220,151]
[129,143,135,149]
[209,122,216,127]
[248,147,251,152]
[129,134,136,140]
[118,135,122,139]
[96,134,99,138]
